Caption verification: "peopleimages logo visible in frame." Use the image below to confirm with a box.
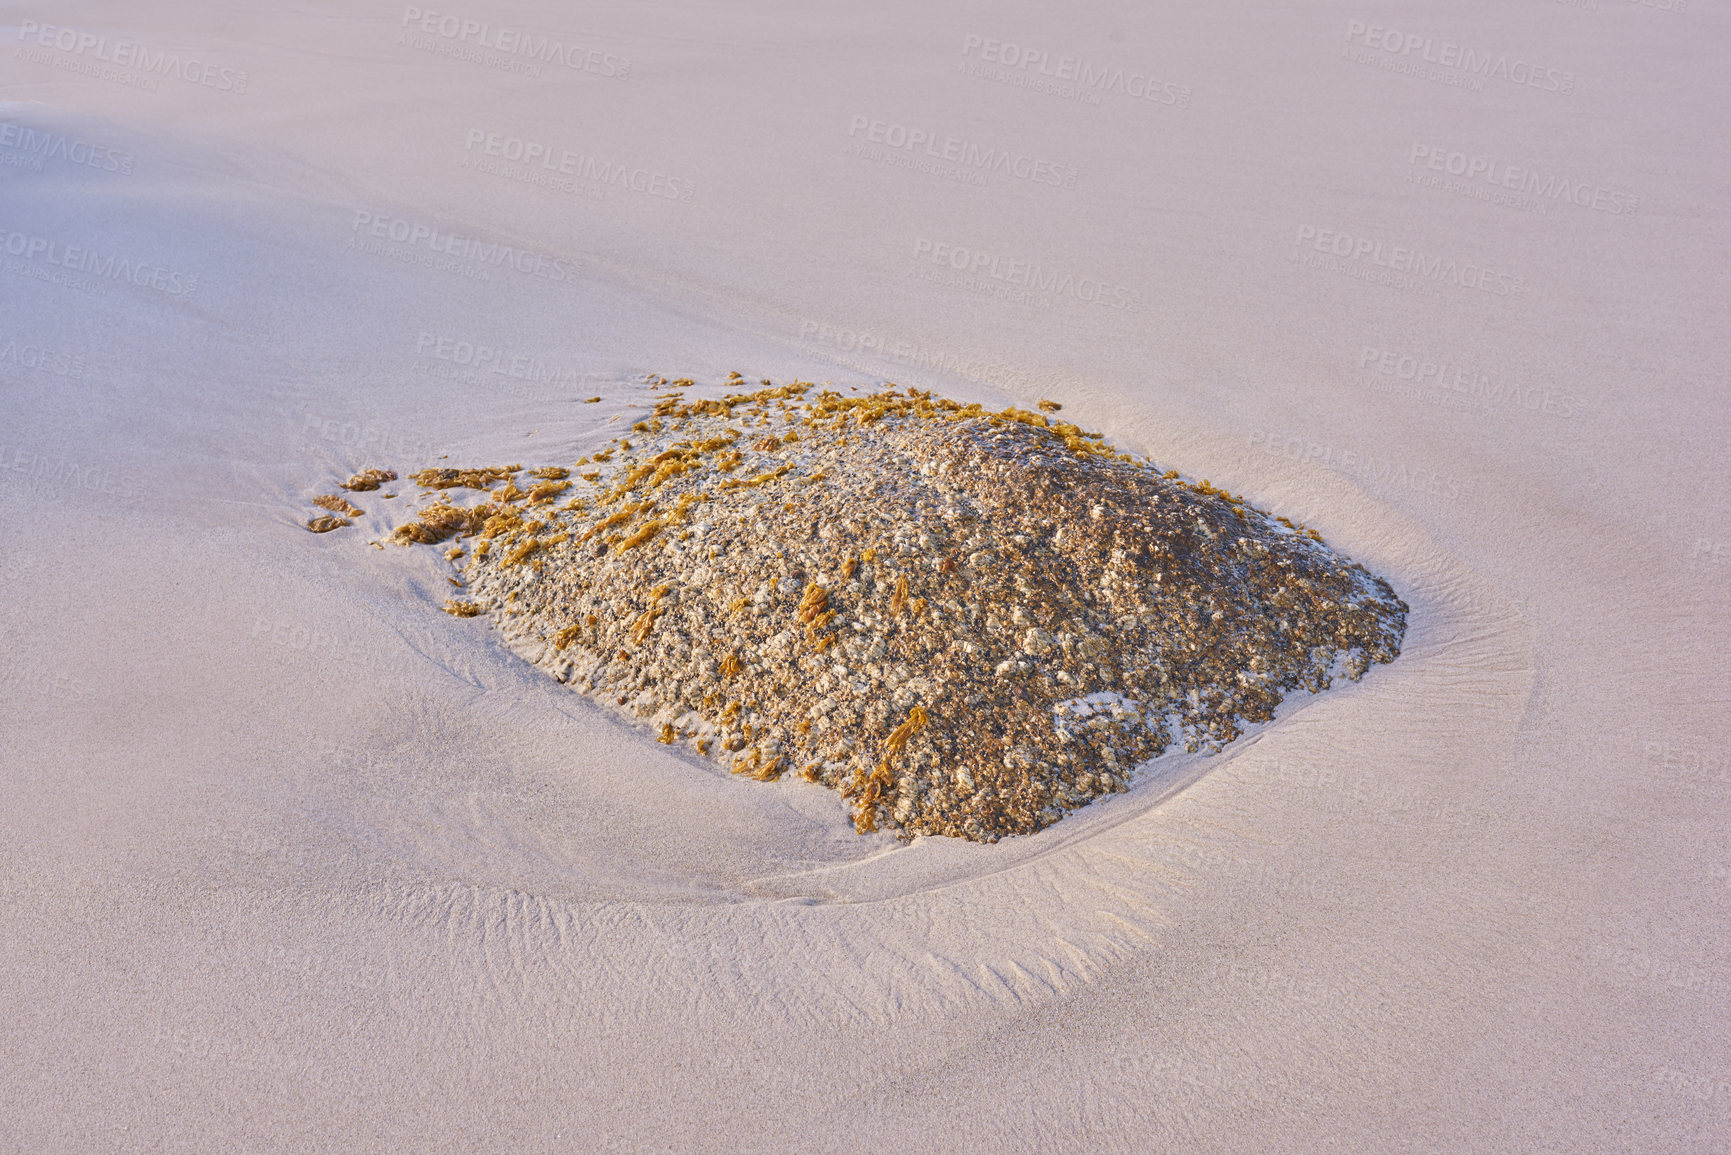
[798,319,1058,393]
[846,116,1078,188]
[350,209,585,282]
[0,227,198,296]
[399,6,630,78]
[1408,144,1638,216]
[1248,431,1472,502]
[0,122,134,174]
[1359,345,1584,419]
[300,410,439,463]
[1344,21,1575,94]
[415,331,596,389]
[462,129,694,201]
[913,238,1139,310]
[0,443,141,503]
[16,20,250,93]
[960,35,1191,107]
[1292,225,1525,296]
[0,338,84,378]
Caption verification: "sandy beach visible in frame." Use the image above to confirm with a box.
[2,3,1727,1150]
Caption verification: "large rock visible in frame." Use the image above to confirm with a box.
[380,381,1407,842]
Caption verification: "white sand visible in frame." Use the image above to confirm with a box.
[1,3,1726,1150]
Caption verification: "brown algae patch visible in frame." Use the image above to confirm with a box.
[340,468,397,492]
[304,471,397,532]
[354,379,1407,842]
[313,494,365,518]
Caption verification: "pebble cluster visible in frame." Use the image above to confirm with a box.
[347,377,1407,842]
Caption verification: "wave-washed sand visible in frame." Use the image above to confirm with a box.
[1,3,1726,1151]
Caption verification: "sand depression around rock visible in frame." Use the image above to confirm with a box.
[313,379,1407,841]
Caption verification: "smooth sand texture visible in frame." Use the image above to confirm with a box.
[1,3,1726,1151]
